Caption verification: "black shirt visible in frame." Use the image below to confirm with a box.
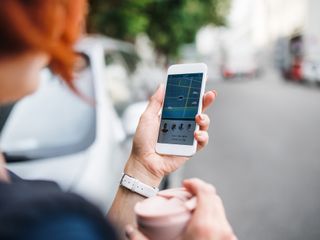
[0,172,118,240]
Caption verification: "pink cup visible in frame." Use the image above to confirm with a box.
[134,188,197,240]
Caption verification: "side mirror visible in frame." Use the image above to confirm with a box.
[122,101,148,136]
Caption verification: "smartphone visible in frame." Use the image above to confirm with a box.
[155,63,207,156]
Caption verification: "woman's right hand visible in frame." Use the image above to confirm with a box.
[125,178,237,240]
[182,178,237,240]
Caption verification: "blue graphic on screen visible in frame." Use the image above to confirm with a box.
[158,73,203,145]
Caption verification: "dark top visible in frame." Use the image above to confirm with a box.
[0,172,118,240]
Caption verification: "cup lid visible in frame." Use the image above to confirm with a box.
[135,188,197,218]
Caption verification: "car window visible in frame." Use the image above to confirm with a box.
[104,52,118,66]
[118,50,140,73]
[0,103,14,134]
[0,57,96,162]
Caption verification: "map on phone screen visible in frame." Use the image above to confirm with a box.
[158,73,203,145]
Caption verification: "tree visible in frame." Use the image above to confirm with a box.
[87,0,230,59]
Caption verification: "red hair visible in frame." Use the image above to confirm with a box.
[0,0,87,86]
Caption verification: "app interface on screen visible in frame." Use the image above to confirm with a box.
[158,73,203,145]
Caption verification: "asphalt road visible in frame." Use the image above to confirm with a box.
[184,69,320,240]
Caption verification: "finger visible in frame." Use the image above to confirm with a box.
[183,178,216,195]
[144,84,165,117]
[183,180,235,239]
[202,90,216,112]
[195,113,210,131]
[183,178,216,216]
[194,131,209,149]
[125,225,149,240]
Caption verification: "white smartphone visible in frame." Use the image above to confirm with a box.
[155,63,207,157]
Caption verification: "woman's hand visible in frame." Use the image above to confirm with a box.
[125,178,236,240]
[125,84,216,186]
[108,85,216,230]
[181,179,236,240]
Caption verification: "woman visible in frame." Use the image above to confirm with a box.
[0,0,236,239]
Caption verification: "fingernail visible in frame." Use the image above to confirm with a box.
[212,90,217,97]
[183,179,190,184]
[196,131,202,137]
[198,114,204,120]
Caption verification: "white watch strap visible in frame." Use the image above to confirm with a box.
[120,173,159,198]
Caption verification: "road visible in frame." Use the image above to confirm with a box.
[184,69,320,240]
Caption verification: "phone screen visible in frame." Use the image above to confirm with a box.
[157,73,203,145]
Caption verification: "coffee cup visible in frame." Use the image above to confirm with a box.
[134,188,197,240]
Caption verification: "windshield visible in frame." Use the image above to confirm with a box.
[0,59,96,162]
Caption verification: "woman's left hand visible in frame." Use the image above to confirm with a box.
[124,84,216,186]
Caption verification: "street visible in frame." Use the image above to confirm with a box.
[184,69,320,240]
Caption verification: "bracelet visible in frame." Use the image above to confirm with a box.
[120,173,159,198]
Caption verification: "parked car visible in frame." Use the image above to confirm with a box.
[0,37,180,211]
[0,42,128,211]
[180,43,222,82]
[274,34,320,83]
[220,37,258,79]
[82,35,165,115]
[276,34,304,82]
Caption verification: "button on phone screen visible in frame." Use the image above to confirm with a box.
[158,73,203,145]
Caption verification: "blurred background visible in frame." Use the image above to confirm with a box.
[1,0,320,239]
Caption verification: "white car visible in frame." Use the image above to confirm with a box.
[83,35,165,115]
[220,37,258,79]
[1,41,130,211]
[0,38,181,212]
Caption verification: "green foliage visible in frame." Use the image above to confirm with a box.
[87,0,230,58]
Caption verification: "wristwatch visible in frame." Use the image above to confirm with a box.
[120,173,159,198]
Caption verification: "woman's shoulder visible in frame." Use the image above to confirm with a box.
[0,172,118,239]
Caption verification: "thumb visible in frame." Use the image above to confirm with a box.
[125,225,149,240]
[144,84,165,116]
